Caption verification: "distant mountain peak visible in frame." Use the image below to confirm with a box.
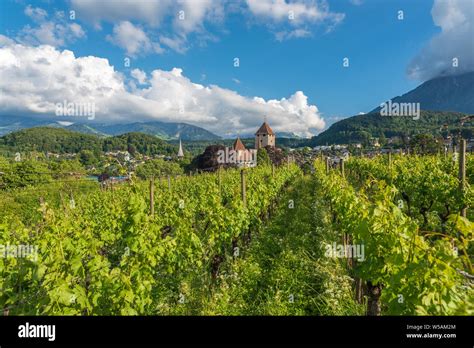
[371,71,474,114]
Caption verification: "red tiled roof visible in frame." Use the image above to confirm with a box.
[233,137,246,151]
[255,122,275,135]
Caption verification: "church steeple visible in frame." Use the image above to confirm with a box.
[177,138,184,158]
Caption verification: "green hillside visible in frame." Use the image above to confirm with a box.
[310,111,473,146]
[0,127,103,153]
[0,127,177,156]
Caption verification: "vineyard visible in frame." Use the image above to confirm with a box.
[317,153,473,315]
[0,154,472,316]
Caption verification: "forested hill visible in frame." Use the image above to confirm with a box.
[0,127,177,155]
[309,111,473,146]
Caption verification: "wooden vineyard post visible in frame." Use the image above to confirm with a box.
[59,192,65,207]
[39,197,46,219]
[388,151,393,183]
[339,158,345,178]
[355,277,364,304]
[69,192,75,209]
[241,169,246,208]
[272,164,275,177]
[459,139,467,217]
[367,281,382,316]
[167,175,171,192]
[218,168,222,194]
[326,157,330,174]
[287,156,290,170]
[149,176,155,217]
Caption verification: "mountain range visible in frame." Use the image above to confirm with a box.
[1,72,473,145]
[0,116,221,141]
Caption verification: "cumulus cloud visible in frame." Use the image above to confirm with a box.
[131,68,148,85]
[0,43,325,137]
[173,0,225,34]
[246,0,345,37]
[407,0,474,81]
[16,7,85,47]
[70,0,223,54]
[159,35,188,54]
[69,0,343,54]
[106,21,164,56]
[0,35,15,47]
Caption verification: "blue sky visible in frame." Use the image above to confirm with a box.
[0,0,472,136]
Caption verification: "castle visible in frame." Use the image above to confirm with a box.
[230,120,275,167]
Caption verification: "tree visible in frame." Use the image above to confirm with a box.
[257,148,270,166]
[135,159,183,179]
[127,144,137,156]
[48,159,86,178]
[409,134,442,154]
[78,150,98,166]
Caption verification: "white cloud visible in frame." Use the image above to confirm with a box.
[173,0,225,33]
[246,0,345,37]
[106,21,163,56]
[349,0,364,6]
[407,0,474,81]
[69,23,85,38]
[70,0,224,54]
[159,35,188,54]
[24,5,48,22]
[275,28,312,41]
[70,0,174,28]
[0,35,16,47]
[0,43,325,137]
[69,0,343,52]
[131,68,148,85]
[16,6,85,47]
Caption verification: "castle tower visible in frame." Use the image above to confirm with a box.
[255,120,275,150]
[233,137,255,168]
[233,137,246,152]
